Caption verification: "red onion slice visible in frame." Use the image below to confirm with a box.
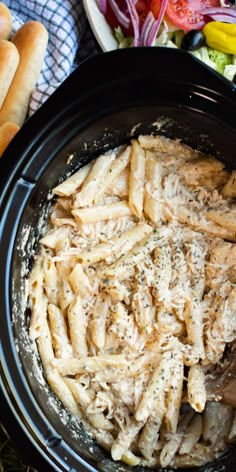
[126,0,140,46]
[108,0,131,29]
[200,6,236,17]
[146,0,169,46]
[99,0,107,14]
[140,11,156,46]
[204,13,236,22]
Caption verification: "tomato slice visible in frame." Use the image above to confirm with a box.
[165,0,221,31]
[105,0,221,36]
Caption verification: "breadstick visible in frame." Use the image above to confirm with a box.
[0,21,48,126]
[0,40,19,107]
[0,122,20,157]
[0,2,12,40]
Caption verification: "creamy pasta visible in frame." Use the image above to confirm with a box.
[28,134,236,468]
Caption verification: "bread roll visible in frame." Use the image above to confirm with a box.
[0,121,20,157]
[0,40,19,107]
[0,2,12,40]
[0,21,48,126]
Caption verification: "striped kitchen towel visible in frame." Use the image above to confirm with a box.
[4,0,101,116]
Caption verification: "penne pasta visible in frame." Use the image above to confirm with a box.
[75,222,152,265]
[73,151,116,208]
[90,293,111,349]
[160,409,195,467]
[29,258,48,340]
[144,151,162,223]
[165,349,184,433]
[72,200,132,224]
[111,417,144,461]
[68,263,92,297]
[52,354,128,376]
[153,243,172,306]
[52,163,92,196]
[188,365,206,413]
[129,139,146,218]
[58,279,74,313]
[98,229,161,280]
[40,226,71,250]
[47,371,81,416]
[36,317,55,375]
[67,295,88,357]
[48,304,72,359]
[43,255,58,304]
[64,377,113,431]
[135,350,175,423]
[132,284,154,335]
[184,299,205,361]
[94,145,131,202]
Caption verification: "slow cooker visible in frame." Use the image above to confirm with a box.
[0,47,236,472]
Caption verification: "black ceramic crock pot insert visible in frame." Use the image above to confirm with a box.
[0,47,236,472]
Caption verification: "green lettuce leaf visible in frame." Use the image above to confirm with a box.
[224,56,236,81]
[114,26,133,48]
[208,47,232,75]
[191,46,218,71]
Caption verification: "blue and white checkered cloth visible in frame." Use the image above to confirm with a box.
[4,0,101,116]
